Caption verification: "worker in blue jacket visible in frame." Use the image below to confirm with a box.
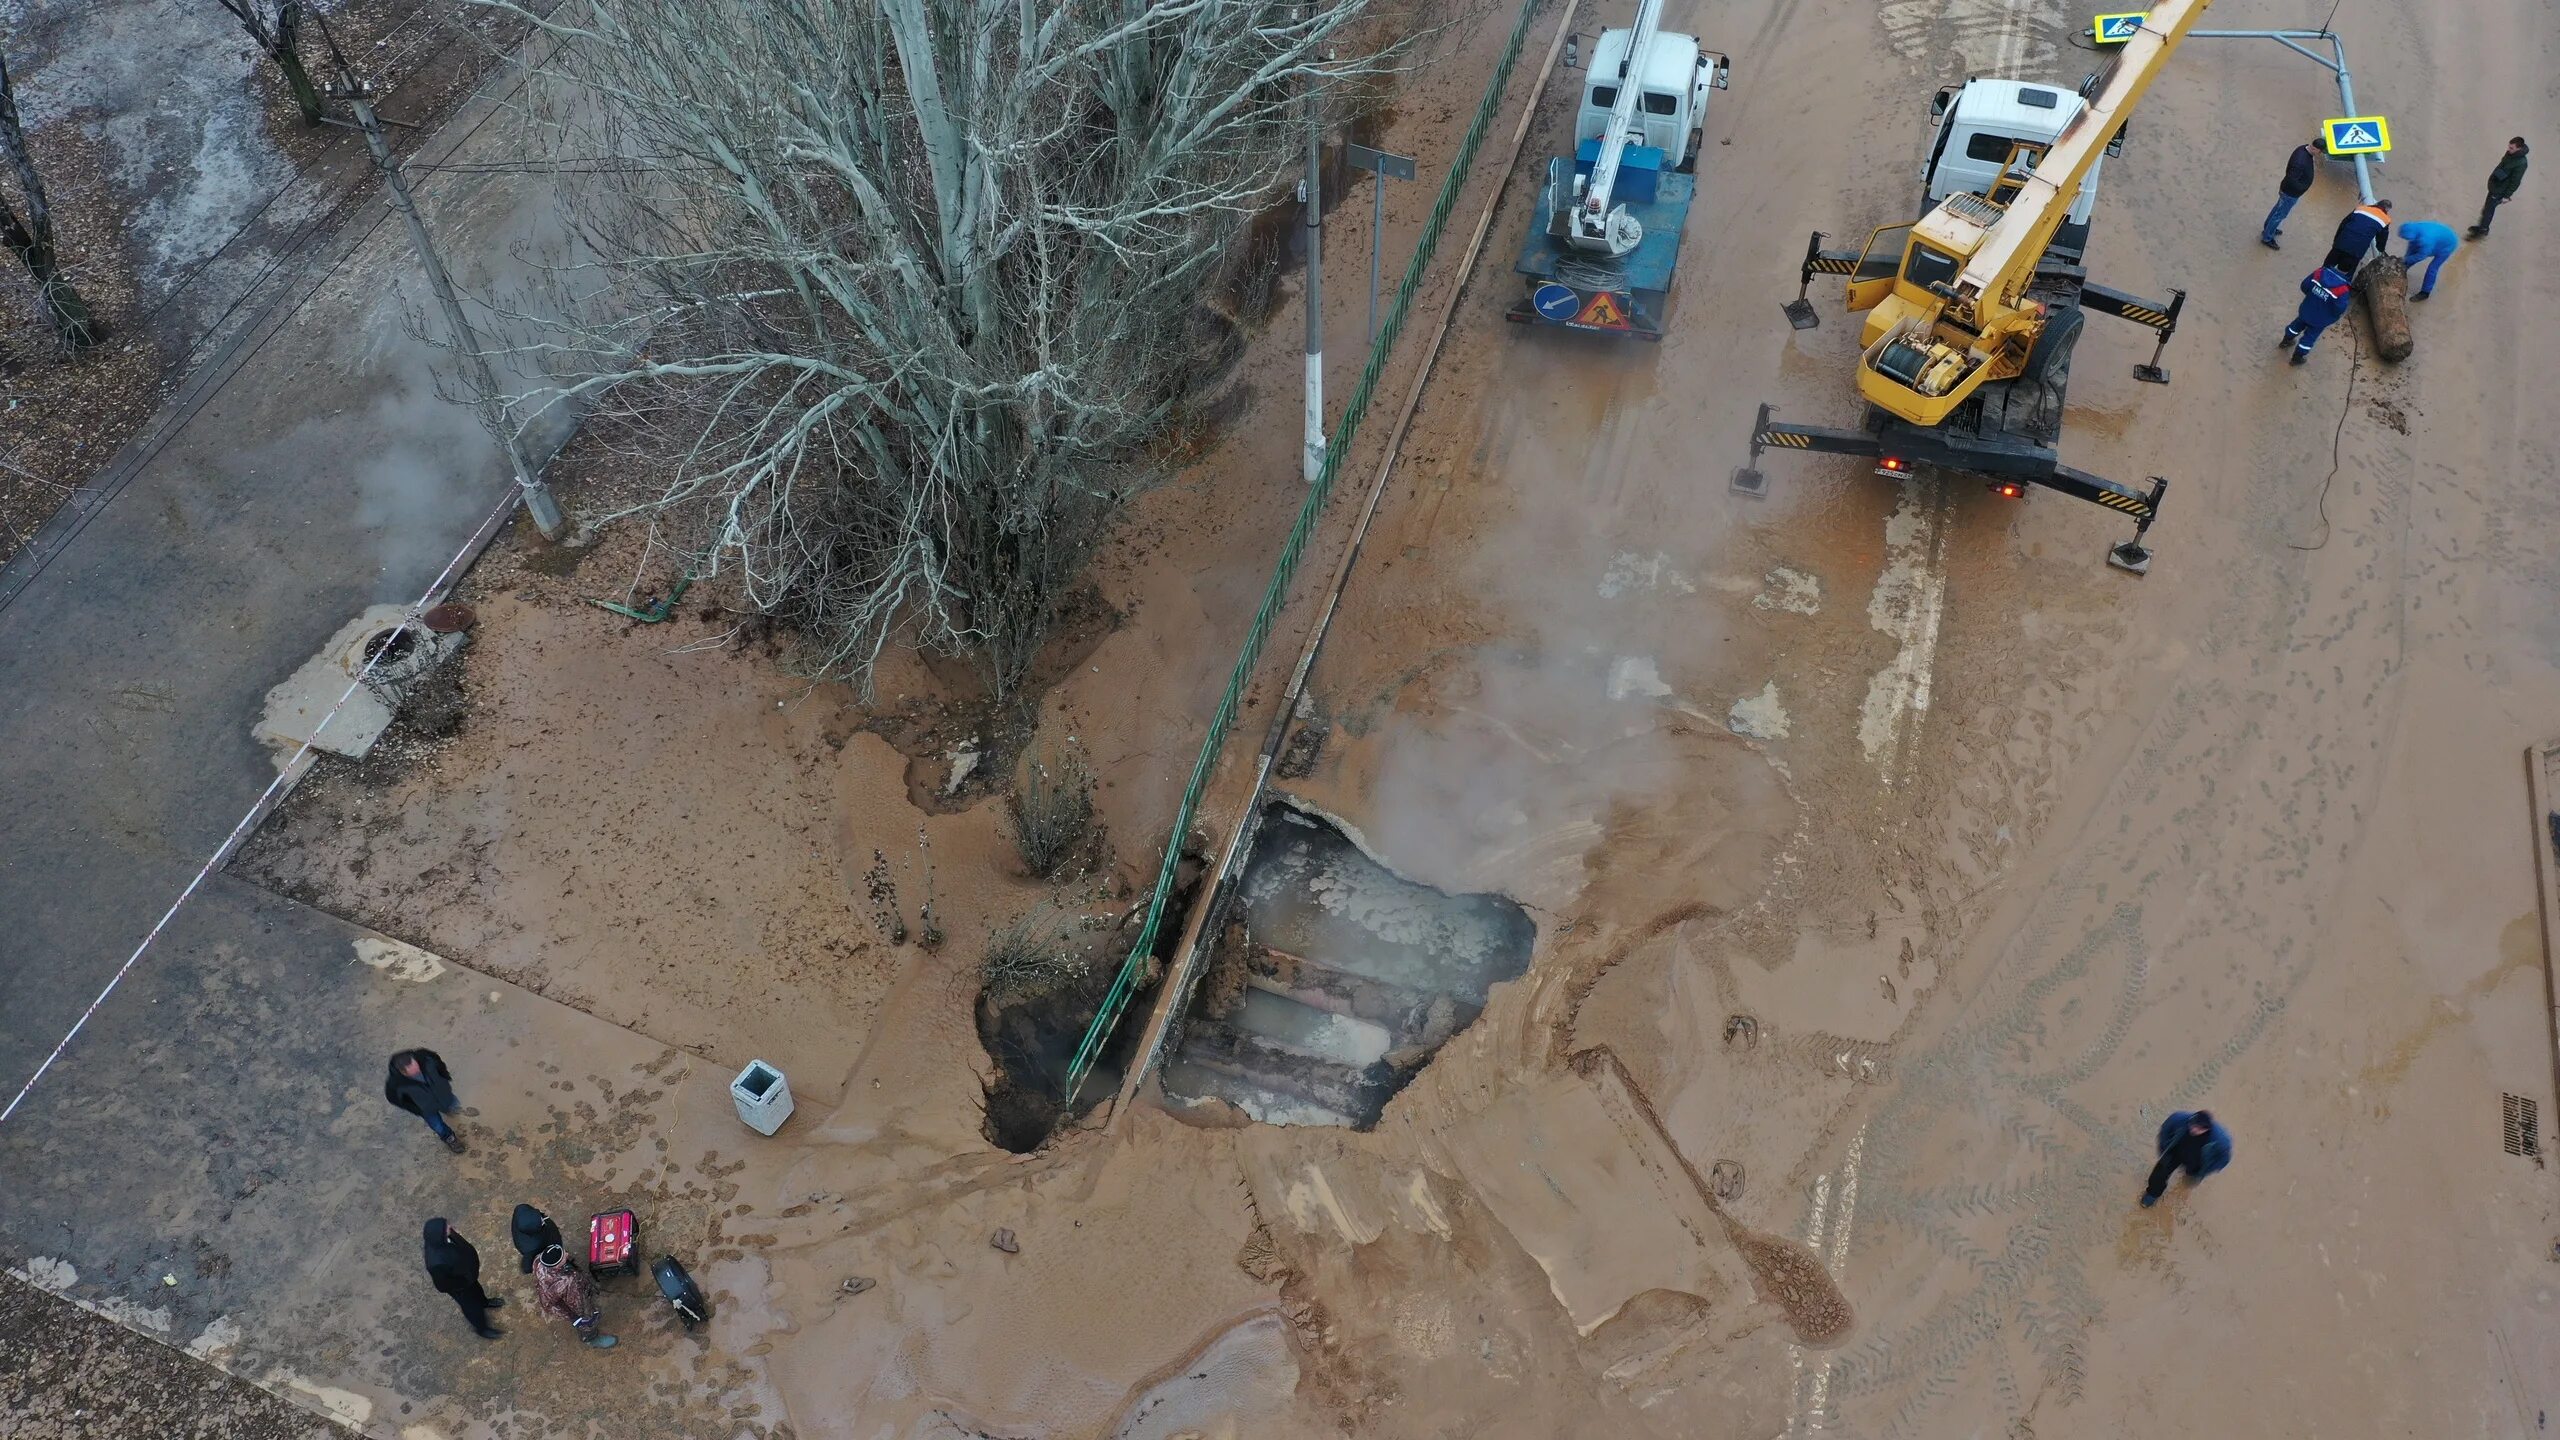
[2141,1109,2232,1207]
[2281,265,2354,365]
[2397,220,2461,300]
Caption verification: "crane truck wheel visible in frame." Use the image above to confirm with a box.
[1678,130,1701,174]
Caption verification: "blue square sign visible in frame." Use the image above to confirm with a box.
[2323,116,2392,155]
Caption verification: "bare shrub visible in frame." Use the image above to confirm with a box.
[979,908,1092,1009]
[1009,745,1095,880]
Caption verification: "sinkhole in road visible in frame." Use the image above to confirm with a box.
[1164,801,1535,1128]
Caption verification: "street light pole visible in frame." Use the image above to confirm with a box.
[1301,84,1325,486]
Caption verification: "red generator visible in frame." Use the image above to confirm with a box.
[588,1208,641,1278]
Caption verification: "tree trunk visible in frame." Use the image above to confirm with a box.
[0,54,96,350]
[276,42,325,127]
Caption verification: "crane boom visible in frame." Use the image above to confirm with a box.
[1951,0,2203,309]
[1852,0,2210,426]
[1569,0,1665,255]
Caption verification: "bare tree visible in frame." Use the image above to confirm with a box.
[216,0,326,126]
[0,51,94,351]
[469,0,1399,694]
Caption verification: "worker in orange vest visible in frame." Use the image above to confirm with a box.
[2320,198,2392,275]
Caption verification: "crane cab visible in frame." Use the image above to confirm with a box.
[1921,78,2121,263]
[1575,26,1727,172]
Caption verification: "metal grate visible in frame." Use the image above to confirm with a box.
[2504,1093,2539,1157]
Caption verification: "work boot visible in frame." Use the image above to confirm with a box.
[474,1325,505,1340]
[484,1297,505,1310]
[442,1131,467,1155]
[2411,290,2430,301]
[2289,350,2308,366]
[2468,225,2488,239]
[2138,1192,2159,1209]
[2279,329,2299,350]
[2260,235,2280,250]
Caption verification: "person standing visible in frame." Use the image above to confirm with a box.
[2397,220,2461,300]
[2321,197,2393,275]
[2470,137,2529,237]
[2140,1110,2233,1207]
[532,1243,618,1349]
[384,1047,467,1154]
[2260,136,2322,248]
[423,1218,506,1338]
[511,1204,564,1275]
[2281,265,2354,365]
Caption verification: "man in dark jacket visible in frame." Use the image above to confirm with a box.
[2321,198,2393,274]
[422,1218,506,1338]
[511,1204,565,1275]
[2471,137,2529,237]
[384,1048,466,1154]
[2261,136,2321,248]
[2140,1109,2233,1207]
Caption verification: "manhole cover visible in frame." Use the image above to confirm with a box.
[2504,1093,2540,1157]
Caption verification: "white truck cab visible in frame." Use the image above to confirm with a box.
[1921,77,2125,260]
[1576,26,1729,172]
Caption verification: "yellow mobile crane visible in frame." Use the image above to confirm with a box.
[1738,0,2209,573]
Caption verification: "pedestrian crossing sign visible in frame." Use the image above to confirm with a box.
[1574,291,1630,329]
[2323,116,2392,156]
[2091,12,2144,43]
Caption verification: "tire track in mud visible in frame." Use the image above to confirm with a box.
[1877,0,2074,77]
[1806,409,2418,1433]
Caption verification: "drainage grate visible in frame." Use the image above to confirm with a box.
[2504,1094,2540,1157]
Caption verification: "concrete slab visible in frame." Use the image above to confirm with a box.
[251,605,465,763]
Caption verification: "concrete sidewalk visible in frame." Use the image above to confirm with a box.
[0,26,564,1096]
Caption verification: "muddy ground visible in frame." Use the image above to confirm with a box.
[173,0,2560,1436]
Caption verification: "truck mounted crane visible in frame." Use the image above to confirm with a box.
[1506,0,1729,340]
[1737,0,2209,573]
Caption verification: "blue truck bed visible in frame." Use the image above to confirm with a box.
[1508,142,1694,340]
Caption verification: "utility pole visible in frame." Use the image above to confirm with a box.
[1300,44,1326,487]
[325,29,565,541]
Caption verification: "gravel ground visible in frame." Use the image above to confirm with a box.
[0,1271,346,1440]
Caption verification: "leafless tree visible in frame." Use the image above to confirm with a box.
[469,0,1400,694]
[0,51,94,351]
[216,0,326,126]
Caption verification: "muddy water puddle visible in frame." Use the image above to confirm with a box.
[1166,802,1533,1128]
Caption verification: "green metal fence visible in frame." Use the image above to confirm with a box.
[1061,0,1547,1106]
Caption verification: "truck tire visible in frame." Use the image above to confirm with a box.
[1679,130,1700,174]
[2015,306,2082,443]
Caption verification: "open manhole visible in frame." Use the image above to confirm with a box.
[1163,801,1534,1128]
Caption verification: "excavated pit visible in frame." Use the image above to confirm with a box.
[1164,801,1535,1128]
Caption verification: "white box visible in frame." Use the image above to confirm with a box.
[730,1060,794,1136]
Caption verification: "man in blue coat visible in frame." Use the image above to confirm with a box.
[2281,266,2354,365]
[2141,1109,2232,1207]
[2398,220,2460,300]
